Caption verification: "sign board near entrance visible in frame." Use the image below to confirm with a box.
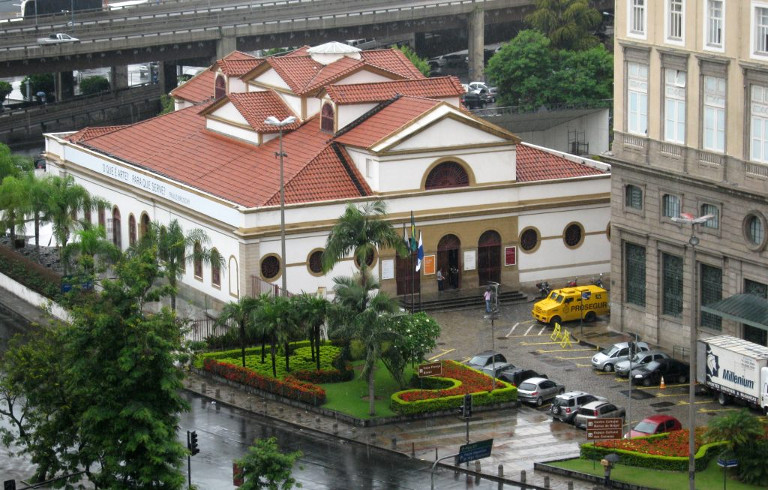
[424,255,435,275]
[456,439,493,464]
[505,246,516,266]
[586,418,623,440]
[418,362,443,377]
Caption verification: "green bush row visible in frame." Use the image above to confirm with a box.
[0,246,62,300]
[580,439,728,472]
[390,386,517,416]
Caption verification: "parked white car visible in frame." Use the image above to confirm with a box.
[591,341,650,372]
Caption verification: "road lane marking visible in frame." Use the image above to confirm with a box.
[538,326,547,335]
[576,363,593,368]
[697,407,739,413]
[523,324,534,336]
[505,322,519,337]
[520,340,569,346]
[677,400,716,405]
[554,355,594,360]
[537,348,596,353]
[593,370,614,375]
[428,348,456,361]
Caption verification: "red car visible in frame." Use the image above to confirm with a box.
[626,415,682,438]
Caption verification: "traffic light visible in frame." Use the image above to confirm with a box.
[188,430,200,455]
[463,393,472,418]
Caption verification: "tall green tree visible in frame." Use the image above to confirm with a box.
[0,175,30,246]
[486,29,612,110]
[328,270,401,416]
[398,45,430,76]
[21,74,54,101]
[525,0,602,50]
[61,223,121,278]
[705,409,768,485]
[46,174,92,250]
[0,249,189,487]
[218,296,262,367]
[0,80,12,104]
[133,219,223,311]
[236,437,302,490]
[385,312,441,387]
[0,143,32,183]
[24,173,54,250]
[292,293,328,371]
[254,295,292,377]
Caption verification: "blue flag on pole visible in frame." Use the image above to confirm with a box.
[416,232,424,271]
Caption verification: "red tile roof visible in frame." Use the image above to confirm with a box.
[170,69,216,103]
[333,96,440,148]
[215,51,263,76]
[303,56,366,94]
[361,49,425,79]
[516,143,607,182]
[66,126,126,143]
[220,92,300,133]
[72,106,368,207]
[267,56,324,94]
[325,77,464,104]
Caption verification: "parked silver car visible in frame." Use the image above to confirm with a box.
[550,391,605,424]
[516,377,564,406]
[573,400,626,429]
[591,341,650,372]
[615,350,670,377]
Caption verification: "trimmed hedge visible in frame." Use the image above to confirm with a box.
[580,434,727,472]
[390,360,517,415]
[0,244,62,300]
[203,358,326,406]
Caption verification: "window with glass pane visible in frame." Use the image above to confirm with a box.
[625,185,643,209]
[706,1,723,47]
[628,62,648,135]
[631,0,646,35]
[703,76,725,152]
[664,69,686,143]
[752,85,768,162]
[662,253,683,317]
[662,194,681,218]
[757,7,768,54]
[700,264,722,330]
[700,203,719,229]
[747,215,765,245]
[668,0,683,40]
[625,242,646,307]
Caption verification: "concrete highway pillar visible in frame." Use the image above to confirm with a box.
[159,62,178,94]
[413,32,426,54]
[216,27,237,60]
[110,65,129,91]
[468,6,485,82]
[55,71,75,102]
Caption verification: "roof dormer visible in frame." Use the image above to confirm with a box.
[199,92,300,145]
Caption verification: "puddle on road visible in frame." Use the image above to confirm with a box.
[619,389,656,400]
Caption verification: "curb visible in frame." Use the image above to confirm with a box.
[534,460,661,490]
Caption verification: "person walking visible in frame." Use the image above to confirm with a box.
[437,269,444,291]
[484,287,492,313]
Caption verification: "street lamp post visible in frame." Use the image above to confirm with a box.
[671,212,713,490]
[264,115,297,297]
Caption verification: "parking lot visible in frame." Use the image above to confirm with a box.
[428,299,738,434]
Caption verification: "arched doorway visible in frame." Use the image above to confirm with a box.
[396,252,420,296]
[478,230,501,286]
[438,234,461,289]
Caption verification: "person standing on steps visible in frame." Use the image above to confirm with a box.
[484,287,492,313]
[437,269,444,291]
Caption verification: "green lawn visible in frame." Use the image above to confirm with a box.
[549,458,761,489]
[319,360,415,419]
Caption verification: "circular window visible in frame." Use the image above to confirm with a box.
[519,227,539,253]
[744,213,767,251]
[606,221,611,241]
[260,255,281,280]
[354,247,376,269]
[563,223,584,248]
[308,250,324,275]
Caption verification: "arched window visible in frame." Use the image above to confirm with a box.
[321,104,335,133]
[140,213,150,239]
[214,75,226,99]
[211,248,221,287]
[98,205,106,229]
[112,207,122,249]
[425,162,469,190]
[128,214,137,246]
[478,230,501,286]
[84,206,91,224]
[193,241,203,279]
[229,256,239,297]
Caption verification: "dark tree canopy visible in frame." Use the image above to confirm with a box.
[79,75,110,95]
[526,0,603,50]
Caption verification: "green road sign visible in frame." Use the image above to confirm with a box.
[456,439,493,464]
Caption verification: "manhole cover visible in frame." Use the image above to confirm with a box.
[530,351,541,356]
[619,390,655,400]
[650,401,676,408]
[496,344,508,350]
[437,342,446,346]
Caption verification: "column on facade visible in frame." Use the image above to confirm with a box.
[468,6,484,82]
[110,65,129,92]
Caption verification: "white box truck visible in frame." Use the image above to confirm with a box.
[697,335,768,413]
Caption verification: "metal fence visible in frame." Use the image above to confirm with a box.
[185,316,235,343]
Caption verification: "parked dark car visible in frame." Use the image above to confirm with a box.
[498,368,547,387]
[466,350,507,370]
[461,91,486,109]
[630,358,690,386]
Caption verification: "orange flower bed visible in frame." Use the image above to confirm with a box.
[595,427,707,457]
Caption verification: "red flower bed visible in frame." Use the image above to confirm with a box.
[596,427,707,457]
[398,360,499,402]
[203,358,326,406]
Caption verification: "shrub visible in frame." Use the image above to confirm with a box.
[79,76,110,95]
[203,358,326,405]
[0,245,62,300]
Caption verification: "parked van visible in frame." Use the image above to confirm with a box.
[532,285,609,326]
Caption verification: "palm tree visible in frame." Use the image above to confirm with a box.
[46,174,92,251]
[322,200,408,291]
[253,295,293,378]
[525,0,602,50]
[133,219,223,311]
[61,224,121,278]
[217,296,261,368]
[293,293,329,371]
[23,173,54,251]
[0,175,30,247]
[328,270,400,416]
[704,409,765,455]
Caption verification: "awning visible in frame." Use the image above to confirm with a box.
[701,294,768,331]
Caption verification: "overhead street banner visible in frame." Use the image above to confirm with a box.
[586,418,623,440]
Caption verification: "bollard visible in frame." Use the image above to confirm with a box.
[498,464,503,478]
[215,388,220,398]
[315,416,320,424]
[544,475,550,488]
[567,482,573,490]
[263,400,267,414]
[332,423,338,435]
[435,447,438,461]
[391,437,397,450]
[520,470,526,483]
[411,442,415,458]
[474,461,481,483]
[201,383,206,394]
